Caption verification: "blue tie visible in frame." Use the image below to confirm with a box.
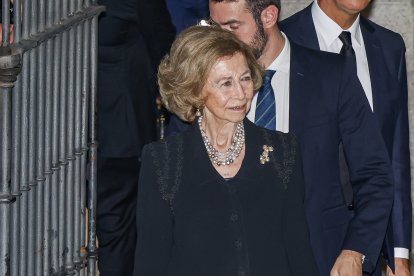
[255,70,276,130]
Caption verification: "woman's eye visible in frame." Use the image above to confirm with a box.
[222,81,232,87]
[241,75,252,82]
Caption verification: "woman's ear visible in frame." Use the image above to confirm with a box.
[260,5,279,29]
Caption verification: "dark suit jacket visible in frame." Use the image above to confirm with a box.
[97,0,175,158]
[165,42,394,275]
[166,0,208,33]
[280,5,412,269]
[134,119,319,276]
[287,43,394,275]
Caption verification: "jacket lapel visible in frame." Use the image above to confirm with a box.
[287,43,307,134]
[281,4,320,51]
[360,17,385,113]
[236,119,265,179]
[299,4,320,50]
[185,122,223,184]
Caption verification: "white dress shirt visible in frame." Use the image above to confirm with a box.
[312,0,373,111]
[312,0,409,259]
[247,32,290,133]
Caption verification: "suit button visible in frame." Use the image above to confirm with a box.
[234,240,242,249]
[230,212,238,222]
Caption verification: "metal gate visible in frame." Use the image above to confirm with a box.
[0,0,104,275]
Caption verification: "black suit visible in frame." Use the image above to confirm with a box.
[134,119,319,276]
[96,0,175,274]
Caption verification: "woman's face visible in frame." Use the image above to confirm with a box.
[201,52,254,125]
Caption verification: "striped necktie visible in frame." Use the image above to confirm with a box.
[255,70,276,130]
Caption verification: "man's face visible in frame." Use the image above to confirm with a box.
[209,0,268,59]
[323,0,371,15]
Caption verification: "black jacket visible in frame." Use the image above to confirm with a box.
[97,0,175,157]
[134,119,318,276]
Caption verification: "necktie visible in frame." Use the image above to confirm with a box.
[338,31,355,57]
[255,70,276,130]
[338,31,355,210]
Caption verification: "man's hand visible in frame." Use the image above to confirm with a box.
[386,258,410,276]
[330,250,363,276]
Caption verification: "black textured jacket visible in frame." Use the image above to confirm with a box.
[134,119,318,276]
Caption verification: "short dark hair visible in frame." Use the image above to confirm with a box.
[210,0,281,24]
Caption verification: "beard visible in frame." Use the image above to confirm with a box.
[248,23,268,59]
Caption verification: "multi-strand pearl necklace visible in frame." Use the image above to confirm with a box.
[198,115,245,166]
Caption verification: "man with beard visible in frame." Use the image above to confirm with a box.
[280,1,411,275]
[166,0,394,275]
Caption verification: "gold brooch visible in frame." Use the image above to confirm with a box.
[260,145,274,164]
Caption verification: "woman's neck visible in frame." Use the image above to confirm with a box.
[202,116,238,151]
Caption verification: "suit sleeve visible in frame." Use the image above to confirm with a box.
[390,38,412,250]
[283,134,319,276]
[165,114,191,137]
[137,0,176,74]
[134,145,174,276]
[338,58,394,273]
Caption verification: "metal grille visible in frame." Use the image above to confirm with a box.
[0,0,104,275]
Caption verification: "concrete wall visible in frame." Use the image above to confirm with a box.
[279,0,414,260]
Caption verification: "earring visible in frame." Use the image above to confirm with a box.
[196,108,202,117]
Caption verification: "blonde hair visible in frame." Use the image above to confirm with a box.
[158,25,263,122]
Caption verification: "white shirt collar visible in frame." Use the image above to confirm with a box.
[267,32,290,73]
[312,0,363,47]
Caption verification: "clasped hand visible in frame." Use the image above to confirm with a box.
[330,250,363,276]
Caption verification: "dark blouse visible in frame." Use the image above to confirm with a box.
[134,119,318,276]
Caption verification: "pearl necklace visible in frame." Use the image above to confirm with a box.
[198,115,245,166]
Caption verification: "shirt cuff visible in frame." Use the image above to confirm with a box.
[394,247,410,259]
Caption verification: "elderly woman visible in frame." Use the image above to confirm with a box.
[134,26,318,276]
